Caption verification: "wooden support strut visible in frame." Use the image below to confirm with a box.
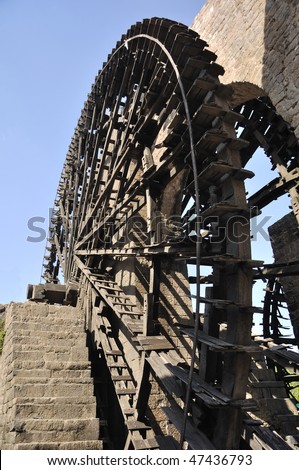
[41,18,299,451]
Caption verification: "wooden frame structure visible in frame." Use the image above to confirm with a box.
[34,18,299,450]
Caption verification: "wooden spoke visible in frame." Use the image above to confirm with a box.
[39,19,299,450]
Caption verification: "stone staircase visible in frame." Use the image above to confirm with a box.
[0,302,102,449]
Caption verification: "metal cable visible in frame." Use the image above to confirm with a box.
[50,24,203,447]
[107,32,202,448]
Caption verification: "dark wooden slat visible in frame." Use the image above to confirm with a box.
[162,404,215,450]
[146,352,184,399]
[180,327,261,353]
[254,261,299,279]
[243,424,292,450]
[248,172,299,211]
[251,381,285,388]
[155,435,180,449]
[264,346,299,374]
[138,335,174,351]
[195,391,224,407]
[166,363,230,404]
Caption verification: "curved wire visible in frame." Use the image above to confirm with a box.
[106,32,202,448]
[48,26,203,447]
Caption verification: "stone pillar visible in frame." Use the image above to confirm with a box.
[0,302,101,450]
[268,213,299,342]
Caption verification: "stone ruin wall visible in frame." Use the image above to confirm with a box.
[191,0,299,139]
[269,214,299,341]
[192,0,299,341]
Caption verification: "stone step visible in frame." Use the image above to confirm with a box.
[9,320,84,332]
[7,375,94,386]
[12,360,92,371]
[8,303,82,319]
[12,339,88,354]
[11,344,89,356]
[4,330,86,345]
[10,398,97,420]
[6,418,100,444]
[8,331,86,345]
[13,440,103,450]
[8,367,92,380]
[7,316,84,326]
[11,380,94,399]
[6,349,89,364]
[11,396,97,406]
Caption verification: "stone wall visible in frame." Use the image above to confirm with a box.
[0,302,101,449]
[191,0,299,138]
[192,0,299,343]
[268,213,299,340]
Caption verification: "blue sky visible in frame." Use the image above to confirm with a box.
[0,0,289,308]
[0,1,205,303]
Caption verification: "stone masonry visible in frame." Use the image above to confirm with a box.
[268,213,299,340]
[0,302,101,450]
[192,0,299,139]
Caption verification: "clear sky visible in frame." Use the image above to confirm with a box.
[0,0,289,308]
[0,1,205,304]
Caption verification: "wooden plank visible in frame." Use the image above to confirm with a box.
[166,363,230,404]
[107,361,128,368]
[155,435,180,450]
[126,322,143,333]
[162,404,215,450]
[243,424,292,450]
[138,335,174,351]
[264,347,299,374]
[132,438,159,450]
[254,261,299,278]
[106,293,132,300]
[251,381,285,388]
[105,349,123,356]
[126,420,151,431]
[111,375,133,382]
[123,408,135,415]
[112,301,136,306]
[116,309,143,316]
[115,388,137,395]
[93,284,124,292]
[274,415,299,423]
[230,398,258,410]
[199,286,220,384]
[146,352,184,399]
[180,327,260,353]
[195,391,224,407]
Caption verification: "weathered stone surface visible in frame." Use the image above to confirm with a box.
[0,302,101,450]
[268,213,299,340]
[7,418,99,443]
[192,0,299,139]
[13,440,103,450]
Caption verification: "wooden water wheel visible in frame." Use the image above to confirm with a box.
[38,18,299,450]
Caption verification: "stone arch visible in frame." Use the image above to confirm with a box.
[225,81,266,108]
[191,0,299,140]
